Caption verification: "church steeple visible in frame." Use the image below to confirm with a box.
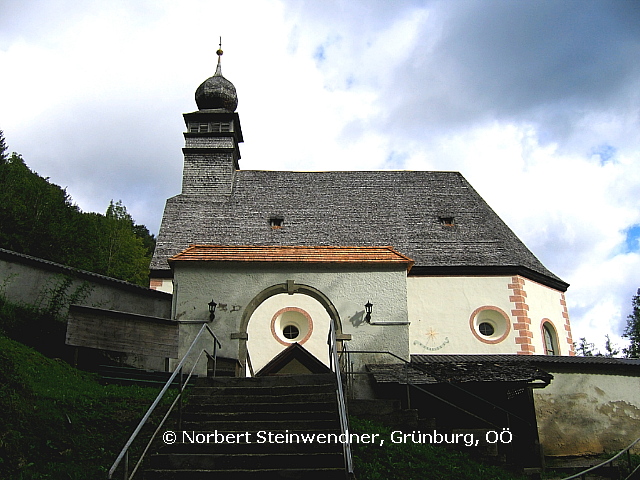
[181,39,243,195]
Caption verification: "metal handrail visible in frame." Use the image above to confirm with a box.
[328,321,354,477]
[626,462,640,480]
[107,323,221,479]
[559,435,640,480]
[246,348,255,377]
[340,342,354,399]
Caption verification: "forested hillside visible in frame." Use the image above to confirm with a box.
[0,131,155,287]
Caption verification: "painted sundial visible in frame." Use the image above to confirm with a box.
[413,326,450,351]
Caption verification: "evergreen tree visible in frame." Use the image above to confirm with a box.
[623,289,640,358]
[575,337,598,356]
[0,152,79,263]
[0,129,7,164]
[602,334,619,358]
[133,223,156,257]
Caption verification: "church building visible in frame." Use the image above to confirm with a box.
[149,47,574,380]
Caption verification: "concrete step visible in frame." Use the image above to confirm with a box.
[143,467,346,480]
[194,373,336,387]
[181,409,337,422]
[187,392,336,405]
[97,365,197,387]
[188,382,335,397]
[184,400,334,414]
[149,452,344,470]
[182,419,340,431]
[159,439,341,455]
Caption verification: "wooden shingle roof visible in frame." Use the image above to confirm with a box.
[152,170,568,290]
[368,360,553,385]
[169,245,414,270]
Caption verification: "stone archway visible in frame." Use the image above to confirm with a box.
[232,280,350,376]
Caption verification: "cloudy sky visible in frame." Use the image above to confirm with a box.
[1,0,640,352]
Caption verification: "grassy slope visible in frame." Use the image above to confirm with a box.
[0,334,170,479]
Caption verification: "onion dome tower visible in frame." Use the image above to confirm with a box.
[181,39,244,195]
[195,44,238,111]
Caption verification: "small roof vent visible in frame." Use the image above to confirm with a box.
[270,217,284,229]
[439,216,455,227]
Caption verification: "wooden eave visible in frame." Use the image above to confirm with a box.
[168,245,414,271]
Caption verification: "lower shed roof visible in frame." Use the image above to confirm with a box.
[368,358,553,386]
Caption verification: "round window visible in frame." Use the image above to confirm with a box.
[283,324,300,340]
[469,306,510,344]
[270,307,313,346]
[478,322,495,336]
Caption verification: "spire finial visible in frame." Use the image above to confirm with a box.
[215,36,223,76]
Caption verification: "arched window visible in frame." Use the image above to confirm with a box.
[542,322,558,355]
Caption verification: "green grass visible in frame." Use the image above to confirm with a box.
[349,417,525,480]
[0,334,175,479]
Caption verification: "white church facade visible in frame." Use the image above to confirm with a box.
[149,47,574,379]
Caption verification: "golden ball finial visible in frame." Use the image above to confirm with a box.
[217,36,223,57]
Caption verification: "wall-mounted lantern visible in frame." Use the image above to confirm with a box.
[208,299,218,321]
[364,301,373,323]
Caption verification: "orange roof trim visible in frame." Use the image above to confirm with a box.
[169,245,414,271]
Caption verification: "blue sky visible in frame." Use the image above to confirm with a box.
[626,226,640,253]
[1,0,640,352]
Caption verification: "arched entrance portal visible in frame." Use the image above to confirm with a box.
[233,280,350,376]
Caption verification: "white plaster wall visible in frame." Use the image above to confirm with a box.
[408,275,570,356]
[534,371,640,455]
[523,279,567,355]
[171,262,410,379]
[247,293,331,372]
[408,276,519,354]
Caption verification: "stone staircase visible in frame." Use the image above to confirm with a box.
[98,358,237,386]
[98,365,186,387]
[143,373,348,479]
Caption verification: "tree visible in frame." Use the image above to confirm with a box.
[623,289,640,358]
[575,337,598,356]
[0,152,79,262]
[133,223,156,257]
[101,200,151,286]
[602,334,620,358]
[0,129,7,164]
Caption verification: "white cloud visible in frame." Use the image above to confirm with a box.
[1,0,640,351]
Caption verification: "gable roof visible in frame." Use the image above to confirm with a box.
[152,170,567,290]
[169,245,414,270]
[256,342,332,376]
